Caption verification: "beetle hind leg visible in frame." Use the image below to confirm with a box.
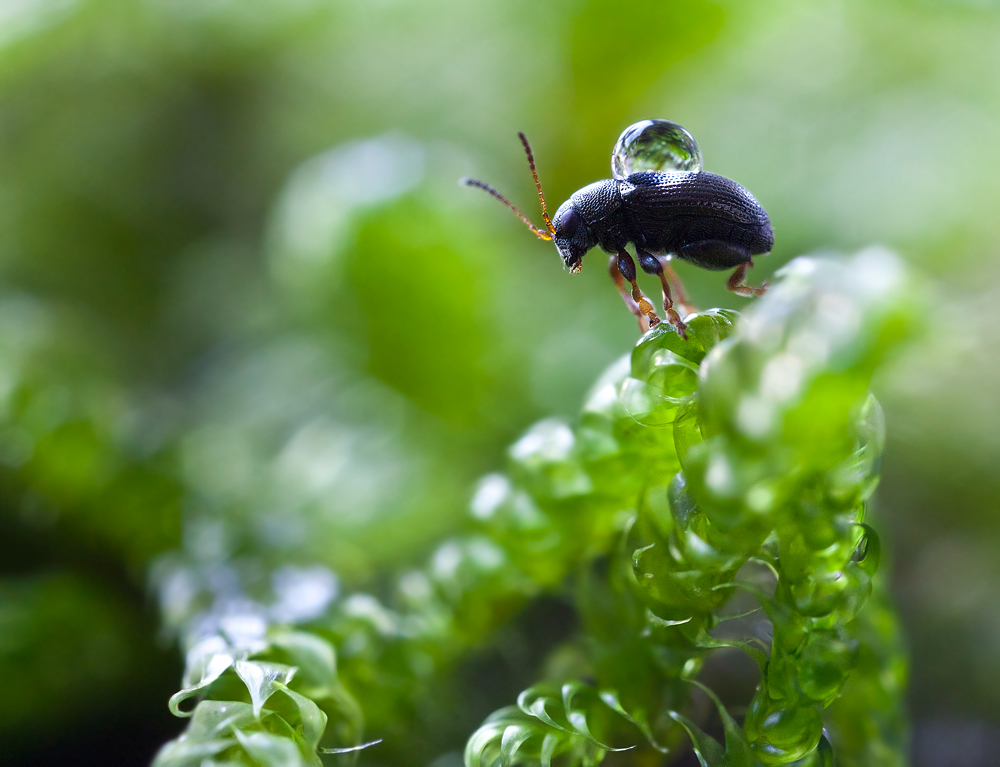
[727,261,767,297]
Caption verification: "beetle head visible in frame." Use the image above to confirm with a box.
[552,201,593,273]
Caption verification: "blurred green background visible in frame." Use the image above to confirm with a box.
[1,0,999,764]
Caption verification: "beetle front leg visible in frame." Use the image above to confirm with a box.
[615,249,660,330]
[636,249,689,337]
[727,261,767,297]
[608,255,650,332]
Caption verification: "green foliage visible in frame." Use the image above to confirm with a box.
[451,250,917,767]
[0,296,181,568]
[158,249,916,766]
[154,629,364,767]
[0,573,144,728]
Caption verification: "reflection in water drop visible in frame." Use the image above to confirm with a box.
[852,532,868,562]
[619,377,683,427]
[611,119,702,179]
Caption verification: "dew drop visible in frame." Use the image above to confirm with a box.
[611,119,702,179]
[851,524,881,576]
[851,533,868,563]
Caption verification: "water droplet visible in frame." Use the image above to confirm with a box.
[611,119,702,180]
[851,524,880,576]
[851,533,868,562]
[619,377,683,427]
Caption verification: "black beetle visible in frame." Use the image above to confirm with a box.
[463,125,772,334]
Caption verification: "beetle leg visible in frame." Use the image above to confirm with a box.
[616,249,661,330]
[727,261,767,297]
[658,258,697,317]
[637,249,688,337]
[608,255,650,332]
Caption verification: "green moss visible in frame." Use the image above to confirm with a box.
[160,250,916,767]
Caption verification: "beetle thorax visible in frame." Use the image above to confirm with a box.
[571,180,624,253]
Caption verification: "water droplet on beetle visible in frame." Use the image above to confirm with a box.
[611,119,703,179]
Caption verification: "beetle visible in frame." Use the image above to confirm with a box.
[462,127,772,334]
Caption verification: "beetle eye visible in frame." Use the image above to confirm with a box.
[556,206,581,238]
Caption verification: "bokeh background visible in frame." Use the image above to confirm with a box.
[1,0,1000,765]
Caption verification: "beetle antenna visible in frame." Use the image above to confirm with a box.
[518,132,558,238]
[461,177,553,242]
